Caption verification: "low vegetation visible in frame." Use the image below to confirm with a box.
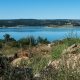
[0,32,80,80]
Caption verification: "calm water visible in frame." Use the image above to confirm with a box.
[0,26,80,42]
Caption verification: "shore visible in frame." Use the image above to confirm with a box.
[45,25,73,28]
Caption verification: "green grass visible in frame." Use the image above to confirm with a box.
[63,30,80,46]
[50,44,68,60]
[28,54,50,74]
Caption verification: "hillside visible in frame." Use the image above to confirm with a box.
[0,19,80,27]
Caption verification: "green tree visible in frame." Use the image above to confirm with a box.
[37,36,43,44]
[18,36,36,47]
[4,34,10,42]
[37,36,49,44]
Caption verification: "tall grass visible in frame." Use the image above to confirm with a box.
[63,30,80,46]
[50,44,68,60]
[28,54,50,74]
[51,30,80,61]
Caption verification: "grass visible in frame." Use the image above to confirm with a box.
[28,54,50,74]
[63,30,80,46]
[50,44,68,61]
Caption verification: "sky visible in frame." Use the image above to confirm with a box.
[0,0,80,19]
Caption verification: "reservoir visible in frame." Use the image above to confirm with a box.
[0,26,80,42]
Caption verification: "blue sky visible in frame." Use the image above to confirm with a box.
[0,0,80,19]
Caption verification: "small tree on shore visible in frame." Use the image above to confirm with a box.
[4,34,10,42]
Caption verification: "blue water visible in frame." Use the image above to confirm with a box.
[0,26,80,42]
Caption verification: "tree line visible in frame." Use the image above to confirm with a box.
[0,34,50,48]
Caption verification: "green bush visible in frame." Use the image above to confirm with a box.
[51,44,68,60]
[63,31,80,46]
[18,36,36,47]
[37,36,50,44]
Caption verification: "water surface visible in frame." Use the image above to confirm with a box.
[0,26,80,42]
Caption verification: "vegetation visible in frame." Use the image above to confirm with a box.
[0,34,49,48]
[0,19,80,27]
[0,34,50,56]
[0,32,80,80]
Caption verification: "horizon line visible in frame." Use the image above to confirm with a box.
[0,19,80,20]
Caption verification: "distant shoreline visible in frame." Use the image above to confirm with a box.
[45,25,74,28]
[0,25,80,28]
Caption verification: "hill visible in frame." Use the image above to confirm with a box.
[0,19,80,27]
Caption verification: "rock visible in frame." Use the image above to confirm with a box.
[47,44,51,47]
[11,57,29,67]
[62,44,80,55]
[34,73,40,78]
[47,43,55,47]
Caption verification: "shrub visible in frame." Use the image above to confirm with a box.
[37,36,50,44]
[51,44,68,60]
[18,36,36,47]
[63,31,80,46]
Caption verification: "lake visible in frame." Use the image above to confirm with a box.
[0,26,80,42]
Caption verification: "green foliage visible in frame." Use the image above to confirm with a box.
[28,54,50,74]
[18,36,36,47]
[51,30,80,61]
[63,31,80,46]
[4,34,10,42]
[51,44,68,60]
[0,34,50,48]
[37,36,50,44]
[3,34,16,45]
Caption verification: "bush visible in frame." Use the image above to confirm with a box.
[51,44,68,60]
[18,36,36,47]
[63,31,80,46]
[37,36,50,44]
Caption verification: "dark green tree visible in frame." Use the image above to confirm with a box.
[37,36,49,44]
[37,36,43,44]
[18,36,36,47]
[4,34,10,42]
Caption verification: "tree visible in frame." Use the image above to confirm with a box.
[37,36,49,44]
[18,36,36,47]
[37,36,43,44]
[4,34,10,42]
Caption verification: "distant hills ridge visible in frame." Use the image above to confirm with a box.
[0,19,80,27]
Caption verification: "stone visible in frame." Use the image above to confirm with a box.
[62,44,80,55]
